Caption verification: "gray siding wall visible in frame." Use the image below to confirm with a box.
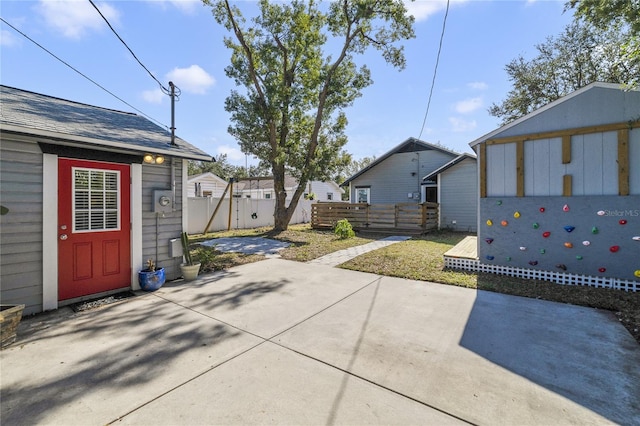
[439,158,477,232]
[493,86,640,138]
[142,159,184,280]
[350,150,455,204]
[0,136,43,314]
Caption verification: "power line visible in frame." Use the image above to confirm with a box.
[88,0,177,97]
[0,17,168,129]
[417,0,450,141]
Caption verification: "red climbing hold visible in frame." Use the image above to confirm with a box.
[609,245,620,253]
[542,231,551,238]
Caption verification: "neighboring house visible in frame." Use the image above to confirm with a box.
[423,153,478,232]
[234,175,344,201]
[467,82,640,288]
[341,138,461,205]
[188,172,229,197]
[0,85,213,314]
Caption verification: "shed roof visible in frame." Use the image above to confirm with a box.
[0,85,213,161]
[188,172,229,184]
[422,153,476,182]
[341,137,459,186]
[469,82,640,147]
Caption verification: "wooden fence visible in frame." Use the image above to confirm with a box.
[311,202,438,233]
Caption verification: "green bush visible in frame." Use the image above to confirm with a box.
[334,218,355,239]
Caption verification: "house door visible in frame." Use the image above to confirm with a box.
[58,159,131,300]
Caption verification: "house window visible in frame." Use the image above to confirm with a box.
[73,168,120,232]
[265,193,271,199]
[203,191,212,197]
[356,187,370,204]
[327,192,333,201]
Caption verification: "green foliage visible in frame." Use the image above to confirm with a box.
[188,153,270,180]
[334,218,355,239]
[490,19,639,124]
[145,258,156,272]
[204,0,415,231]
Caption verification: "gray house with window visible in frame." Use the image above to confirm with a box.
[0,85,213,314]
[342,138,460,205]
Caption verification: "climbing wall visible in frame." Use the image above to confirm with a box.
[479,195,640,282]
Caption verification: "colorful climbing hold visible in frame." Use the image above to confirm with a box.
[539,207,545,213]
[486,219,493,226]
[486,255,494,261]
[556,264,567,271]
[635,270,640,278]
[496,200,502,206]
[591,227,598,234]
[633,236,640,241]
[597,210,605,216]
[513,211,521,218]
[533,222,540,229]
[576,255,583,260]
[542,231,551,238]
[564,242,573,248]
[610,245,620,253]
[506,256,512,261]
[564,225,575,233]
[539,249,546,254]
[501,220,508,226]
[520,246,527,251]
[582,241,590,246]
[619,219,627,225]
[485,238,494,244]
[598,267,606,273]
[529,260,538,266]
[563,204,570,212]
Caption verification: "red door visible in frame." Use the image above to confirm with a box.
[58,159,131,300]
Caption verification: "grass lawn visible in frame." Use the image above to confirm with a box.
[190,225,640,344]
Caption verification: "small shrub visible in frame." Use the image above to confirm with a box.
[334,218,355,239]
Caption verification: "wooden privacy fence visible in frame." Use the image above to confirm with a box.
[311,202,438,233]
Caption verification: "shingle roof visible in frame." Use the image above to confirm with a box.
[0,85,212,161]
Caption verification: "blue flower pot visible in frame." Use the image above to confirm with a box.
[138,268,166,291]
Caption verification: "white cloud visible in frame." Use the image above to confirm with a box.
[454,97,483,114]
[166,65,215,95]
[467,81,488,91]
[449,117,477,132]
[37,0,119,39]
[1,30,20,47]
[142,88,165,104]
[216,144,245,163]
[404,0,468,22]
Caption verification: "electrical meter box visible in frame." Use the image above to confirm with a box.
[153,190,173,213]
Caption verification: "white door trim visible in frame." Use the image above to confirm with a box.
[42,154,58,311]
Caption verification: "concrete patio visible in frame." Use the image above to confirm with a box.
[1,258,639,425]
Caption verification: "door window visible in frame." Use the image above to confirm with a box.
[73,168,120,232]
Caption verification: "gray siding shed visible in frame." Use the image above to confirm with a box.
[437,156,478,232]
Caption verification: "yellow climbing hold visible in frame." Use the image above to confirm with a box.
[486,219,493,226]
[513,211,520,218]
[635,270,640,278]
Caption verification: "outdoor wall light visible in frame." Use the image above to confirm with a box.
[143,154,165,164]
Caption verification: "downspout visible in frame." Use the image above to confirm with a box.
[171,157,176,211]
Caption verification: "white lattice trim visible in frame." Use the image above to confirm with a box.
[444,256,639,292]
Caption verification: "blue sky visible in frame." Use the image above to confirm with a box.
[1,0,574,166]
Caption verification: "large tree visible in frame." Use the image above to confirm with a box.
[566,0,639,88]
[489,19,638,124]
[205,0,415,231]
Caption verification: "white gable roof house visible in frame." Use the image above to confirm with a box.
[188,172,229,198]
[0,85,213,314]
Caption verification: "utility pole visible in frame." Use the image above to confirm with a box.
[169,81,177,146]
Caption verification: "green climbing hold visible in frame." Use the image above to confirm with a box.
[591,226,598,234]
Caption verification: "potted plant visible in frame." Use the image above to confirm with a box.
[180,232,201,281]
[138,258,165,291]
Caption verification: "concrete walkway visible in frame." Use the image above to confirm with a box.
[308,235,411,266]
[1,259,638,425]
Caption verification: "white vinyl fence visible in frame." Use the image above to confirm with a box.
[187,197,315,234]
